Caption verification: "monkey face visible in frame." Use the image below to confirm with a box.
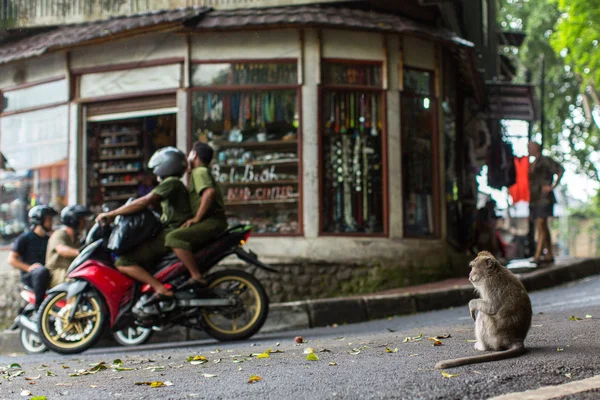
[469,251,497,284]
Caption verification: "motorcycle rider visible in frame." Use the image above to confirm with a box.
[46,205,92,288]
[167,141,228,292]
[7,205,57,310]
[96,147,193,306]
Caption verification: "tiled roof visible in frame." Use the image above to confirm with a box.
[0,7,208,65]
[194,6,474,48]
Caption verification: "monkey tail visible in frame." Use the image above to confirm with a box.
[435,342,525,370]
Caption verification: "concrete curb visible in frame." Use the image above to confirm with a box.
[2,258,598,354]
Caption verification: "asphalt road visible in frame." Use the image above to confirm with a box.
[1,275,600,400]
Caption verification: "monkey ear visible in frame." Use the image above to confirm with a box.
[485,257,494,268]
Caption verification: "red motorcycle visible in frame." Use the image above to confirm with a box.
[37,223,275,354]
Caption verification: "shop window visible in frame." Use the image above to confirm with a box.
[2,79,68,113]
[320,61,385,234]
[401,69,439,237]
[86,114,176,214]
[191,62,298,86]
[191,88,300,235]
[0,105,69,243]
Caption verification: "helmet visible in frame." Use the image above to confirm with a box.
[148,147,187,178]
[28,205,58,229]
[61,205,93,229]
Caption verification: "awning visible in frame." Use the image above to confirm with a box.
[486,82,538,121]
[0,7,209,65]
[191,6,475,49]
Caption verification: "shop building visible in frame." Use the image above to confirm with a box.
[0,2,535,300]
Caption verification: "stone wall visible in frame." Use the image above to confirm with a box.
[0,269,23,330]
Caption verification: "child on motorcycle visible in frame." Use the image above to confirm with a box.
[7,205,57,310]
[96,147,193,307]
[166,141,228,293]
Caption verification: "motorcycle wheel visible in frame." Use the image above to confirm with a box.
[38,290,107,355]
[201,269,269,342]
[20,329,47,354]
[113,326,153,347]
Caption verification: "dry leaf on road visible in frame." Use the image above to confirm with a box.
[569,316,582,321]
[306,353,319,361]
[248,375,262,383]
[441,371,458,378]
[385,347,398,353]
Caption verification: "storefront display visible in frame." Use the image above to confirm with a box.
[191,63,300,234]
[320,62,385,234]
[86,114,176,214]
[402,68,438,237]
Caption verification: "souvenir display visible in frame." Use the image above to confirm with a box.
[402,69,436,237]
[322,63,383,87]
[191,89,300,234]
[86,115,176,214]
[321,91,383,234]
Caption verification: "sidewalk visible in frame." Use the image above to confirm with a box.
[1,257,598,354]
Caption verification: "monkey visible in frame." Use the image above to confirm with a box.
[435,251,532,369]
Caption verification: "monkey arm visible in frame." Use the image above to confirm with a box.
[469,299,498,320]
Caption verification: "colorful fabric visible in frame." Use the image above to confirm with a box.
[509,156,530,204]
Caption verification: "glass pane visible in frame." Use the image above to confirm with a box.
[0,105,69,244]
[79,64,181,99]
[321,91,384,234]
[404,69,432,96]
[191,63,298,86]
[401,95,436,237]
[191,90,300,234]
[2,79,68,113]
[322,63,382,87]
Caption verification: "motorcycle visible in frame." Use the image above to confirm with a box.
[36,221,275,355]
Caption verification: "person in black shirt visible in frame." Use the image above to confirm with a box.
[7,205,57,309]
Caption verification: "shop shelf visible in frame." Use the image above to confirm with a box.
[99,168,142,174]
[213,140,298,149]
[99,154,142,161]
[220,180,298,186]
[103,193,137,201]
[102,181,139,187]
[216,159,298,168]
[99,142,138,149]
[225,199,298,206]
[100,131,140,138]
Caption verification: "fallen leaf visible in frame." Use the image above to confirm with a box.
[31,397,47,400]
[409,354,421,357]
[413,333,423,340]
[232,359,244,364]
[565,373,572,379]
[428,338,443,346]
[112,359,123,367]
[20,390,32,397]
[46,370,55,377]
[319,349,332,353]
[135,381,172,388]
[213,359,221,364]
[146,366,165,372]
[276,342,280,347]
[187,356,208,365]
[441,371,458,378]
[90,364,108,372]
[256,352,269,359]
[294,336,305,344]
[268,349,285,354]
[55,383,71,387]
[328,362,337,366]
[385,347,398,353]
[386,328,397,332]
[586,315,592,319]
[306,353,319,361]
[25,375,41,381]
[570,316,582,321]
[303,348,314,354]
[557,348,564,352]
[436,334,451,339]
[248,375,262,383]
[10,363,22,369]
[90,385,99,388]
[335,336,345,340]
[113,367,133,371]
[238,366,243,371]
[532,324,544,327]
[61,365,70,369]
[466,340,477,343]
[201,373,217,378]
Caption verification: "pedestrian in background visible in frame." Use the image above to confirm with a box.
[528,141,564,264]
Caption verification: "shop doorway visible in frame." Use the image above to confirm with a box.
[85,113,176,214]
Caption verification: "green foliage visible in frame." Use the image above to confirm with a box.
[498,0,600,179]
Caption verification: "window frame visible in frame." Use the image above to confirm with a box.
[401,66,441,239]
[318,58,389,237]
[189,58,303,237]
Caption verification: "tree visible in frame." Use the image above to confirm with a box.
[498,0,600,179]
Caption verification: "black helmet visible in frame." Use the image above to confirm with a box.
[148,147,187,178]
[28,205,58,230]
[61,205,93,229]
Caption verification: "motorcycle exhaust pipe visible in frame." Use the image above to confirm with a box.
[17,315,39,334]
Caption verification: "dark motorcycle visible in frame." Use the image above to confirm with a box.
[37,221,275,355]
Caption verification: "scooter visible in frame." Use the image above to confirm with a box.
[37,221,276,355]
